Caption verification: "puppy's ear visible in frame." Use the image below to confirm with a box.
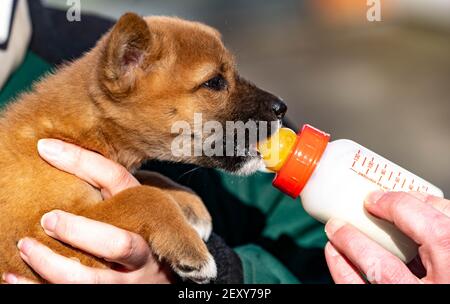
[100,13,152,99]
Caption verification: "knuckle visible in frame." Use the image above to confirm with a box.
[108,232,134,261]
[384,192,411,215]
[56,215,78,239]
[110,167,134,189]
[34,252,50,270]
[430,219,450,246]
[333,226,356,250]
[370,257,409,284]
[355,246,373,261]
[390,192,410,207]
[70,146,84,168]
[378,265,407,284]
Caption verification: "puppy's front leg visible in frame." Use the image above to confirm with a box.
[82,185,216,284]
[135,171,213,242]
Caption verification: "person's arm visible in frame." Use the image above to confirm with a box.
[325,191,450,284]
[2,139,241,284]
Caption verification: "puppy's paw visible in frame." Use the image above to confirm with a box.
[174,252,217,284]
[148,214,217,284]
[135,171,213,241]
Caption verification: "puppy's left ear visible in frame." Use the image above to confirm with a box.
[100,13,153,99]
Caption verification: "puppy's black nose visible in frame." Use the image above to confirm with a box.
[272,98,287,119]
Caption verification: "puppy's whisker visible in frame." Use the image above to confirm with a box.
[177,167,201,181]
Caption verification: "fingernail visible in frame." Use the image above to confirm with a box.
[2,273,18,284]
[37,139,64,158]
[17,238,33,256]
[325,218,346,237]
[41,211,59,232]
[325,243,339,257]
[365,190,385,205]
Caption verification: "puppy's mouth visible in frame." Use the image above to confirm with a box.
[207,119,282,175]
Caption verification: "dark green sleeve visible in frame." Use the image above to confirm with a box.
[0,51,52,107]
[235,244,299,283]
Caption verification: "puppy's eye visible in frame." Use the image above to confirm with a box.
[202,75,227,91]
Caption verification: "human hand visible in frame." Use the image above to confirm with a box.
[324,191,450,284]
[2,139,174,284]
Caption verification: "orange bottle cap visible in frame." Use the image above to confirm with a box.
[272,124,330,198]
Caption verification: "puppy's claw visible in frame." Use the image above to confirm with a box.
[174,253,217,284]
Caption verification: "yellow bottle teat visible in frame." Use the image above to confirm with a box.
[257,128,297,172]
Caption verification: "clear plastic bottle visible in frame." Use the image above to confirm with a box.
[258,125,444,262]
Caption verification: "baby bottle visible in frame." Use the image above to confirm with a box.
[258,124,444,262]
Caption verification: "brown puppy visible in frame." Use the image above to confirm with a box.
[0,13,287,283]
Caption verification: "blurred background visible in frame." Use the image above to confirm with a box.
[37,0,450,194]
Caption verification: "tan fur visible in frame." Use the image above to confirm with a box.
[0,13,285,283]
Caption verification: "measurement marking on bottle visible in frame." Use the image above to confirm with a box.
[395,172,401,188]
[410,179,415,190]
[352,149,361,168]
[365,157,374,175]
[350,167,390,191]
[349,151,431,193]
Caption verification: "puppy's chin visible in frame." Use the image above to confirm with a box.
[188,155,264,176]
[215,156,265,176]
[233,157,265,176]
